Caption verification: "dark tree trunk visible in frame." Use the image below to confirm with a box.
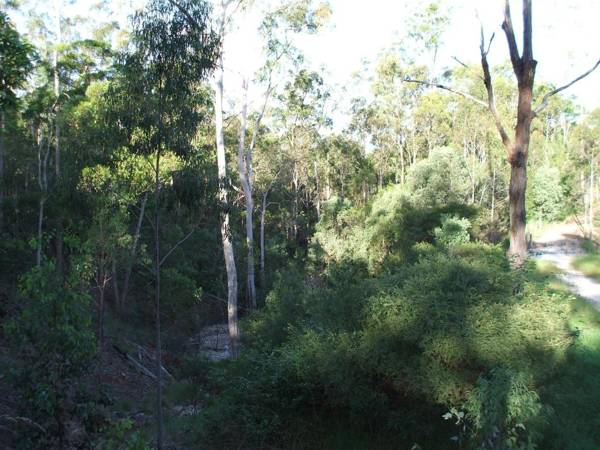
[508,157,528,262]
[0,112,4,232]
[120,192,148,310]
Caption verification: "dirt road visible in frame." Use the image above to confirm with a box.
[532,223,600,309]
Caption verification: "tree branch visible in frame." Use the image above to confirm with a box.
[247,74,274,179]
[0,415,47,434]
[534,58,600,115]
[403,78,488,108]
[165,0,201,30]
[159,228,196,267]
[501,0,522,74]
[522,0,533,62]
[480,26,512,148]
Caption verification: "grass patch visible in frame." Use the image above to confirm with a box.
[542,294,600,449]
[573,253,600,282]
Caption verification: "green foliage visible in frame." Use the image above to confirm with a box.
[94,419,151,450]
[464,368,545,449]
[160,267,203,322]
[407,146,471,207]
[196,239,576,448]
[540,293,600,450]
[314,178,475,272]
[5,259,97,447]
[434,214,471,247]
[0,12,33,108]
[528,166,565,222]
[572,253,600,282]
[2,3,599,449]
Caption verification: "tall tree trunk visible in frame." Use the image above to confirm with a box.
[53,0,64,272]
[314,160,320,220]
[490,162,496,224]
[260,194,267,283]
[400,143,405,185]
[111,258,119,306]
[120,192,148,309]
[98,270,106,345]
[237,82,256,309]
[491,0,536,265]
[0,112,4,233]
[215,55,239,358]
[508,155,528,261]
[581,170,589,232]
[36,198,45,267]
[154,146,164,449]
[36,128,49,267]
[292,162,299,242]
[507,40,535,263]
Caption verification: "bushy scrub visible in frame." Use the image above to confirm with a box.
[407,146,471,207]
[572,253,600,282]
[528,165,565,222]
[195,244,575,449]
[314,183,476,273]
[463,368,546,449]
[5,260,97,448]
[434,214,471,247]
[191,153,576,449]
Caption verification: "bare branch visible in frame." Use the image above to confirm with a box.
[248,74,274,159]
[159,228,196,267]
[485,32,495,56]
[0,415,47,434]
[403,78,488,108]
[452,56,470,70]
[522,0,533,62]
[501,0,522,74]
[534,58,600,115]
[480,26,512,148]
[452,51,487,83]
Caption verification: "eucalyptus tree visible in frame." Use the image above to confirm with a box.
[406,0,449,76]
[406,0,600,265]
[127,1,219,447]
[274,68,330,250]
[235,0,330,308]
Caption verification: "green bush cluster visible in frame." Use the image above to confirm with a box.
[185,153,579,449]
[193,247,573,448]
[5,260,97,448]
[528,166,566,222]
[313,183,475,273]
[434,214,471,247]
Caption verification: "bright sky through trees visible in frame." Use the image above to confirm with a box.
[13,0,600,122]
[224,0,600,128]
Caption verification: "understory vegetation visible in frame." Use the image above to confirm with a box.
[573,253,600,282]
[176,188,598,450]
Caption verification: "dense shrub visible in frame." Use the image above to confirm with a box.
[528,165,565,222]
[407,147,471,207]
[463,368,546,449]
[5,260,97,448]
[194,243,574,449]
[314,184,476,273]
[434,214,471,247]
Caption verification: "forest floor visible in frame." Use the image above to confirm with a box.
[532,222,600,308]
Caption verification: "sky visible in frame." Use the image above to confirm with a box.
[9,0,600,128]
[226,0,600,128]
